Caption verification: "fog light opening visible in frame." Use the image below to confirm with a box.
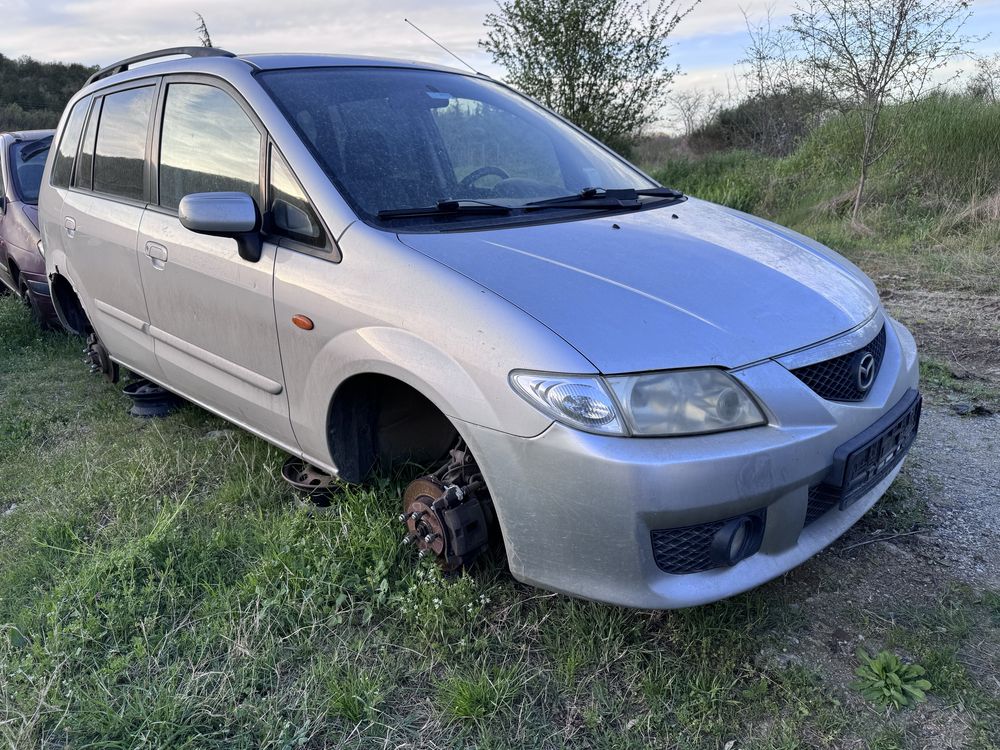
[710,515,764,567]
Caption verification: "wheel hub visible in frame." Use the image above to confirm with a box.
[400,444,495,571]
[84,333,119,383]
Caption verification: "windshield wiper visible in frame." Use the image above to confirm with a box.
[378,199,513,219]
[525,186,685,209]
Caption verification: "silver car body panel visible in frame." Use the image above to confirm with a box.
[38,53,920,608]
[397,200,879,373]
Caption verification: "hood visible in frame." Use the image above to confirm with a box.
[397,199,879,373]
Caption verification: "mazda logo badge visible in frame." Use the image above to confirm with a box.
[855,352,876,392]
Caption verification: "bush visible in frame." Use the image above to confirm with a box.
[692,88,831,157]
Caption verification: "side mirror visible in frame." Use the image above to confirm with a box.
[178,192,262,262]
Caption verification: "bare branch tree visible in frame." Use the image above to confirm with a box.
[741,7,800,100]
[966,53,1000,101]
[195,12,213,48]
[480,0,701,153]
[669,89,722,136]
[790,0,976,223]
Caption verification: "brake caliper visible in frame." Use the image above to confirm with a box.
[400,444,495,571]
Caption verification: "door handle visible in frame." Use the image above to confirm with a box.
[144,242,168,269]
[64,216,76,238]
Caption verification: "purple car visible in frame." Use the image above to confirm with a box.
[0,130,57,327]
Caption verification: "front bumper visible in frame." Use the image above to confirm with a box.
[22,270,58,320]
[460,316,920,608]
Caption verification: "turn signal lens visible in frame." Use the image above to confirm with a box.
[510,372,625,435]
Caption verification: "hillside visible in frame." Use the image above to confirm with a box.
[0,53,96,131]
[648,94,1000,295]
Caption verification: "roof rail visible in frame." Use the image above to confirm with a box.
[85,46,237,86]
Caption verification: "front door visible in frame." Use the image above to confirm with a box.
[136,78,295,448]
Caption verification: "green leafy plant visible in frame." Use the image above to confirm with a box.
[852,649,932,709]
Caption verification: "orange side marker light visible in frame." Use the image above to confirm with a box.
[292,314,315,331]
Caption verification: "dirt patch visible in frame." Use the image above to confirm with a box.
[760,405,999,747]
[881,288,1000,383]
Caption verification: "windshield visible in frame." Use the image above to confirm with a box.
[258,67,659,229]
[9,138,51,205]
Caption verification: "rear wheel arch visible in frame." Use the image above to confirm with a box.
[48,272,91,335]
[326,373,459,483]
[7,259,20,290]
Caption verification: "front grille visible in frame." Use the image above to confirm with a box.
[651,509,765,574]
[804,485,840,526]
[791,326,886,402]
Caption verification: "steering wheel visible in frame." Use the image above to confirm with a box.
[459,166,510,189]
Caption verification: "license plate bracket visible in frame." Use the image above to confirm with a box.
[828,389,921,509]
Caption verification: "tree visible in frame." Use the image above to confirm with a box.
[790,0,975,223]
[480,0,700,153]
[195,12,213,47]
[0,54,96,130]
[669,89,722,138]
[695,9,832,156]
[967,53,1000,102]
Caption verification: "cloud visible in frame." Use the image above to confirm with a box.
[4,0,794,69]
[3,0,997,132]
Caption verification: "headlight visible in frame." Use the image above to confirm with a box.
[511,369,766,437]
[37,239,45,258]
[509,372,625,435]
[607,369,766,436]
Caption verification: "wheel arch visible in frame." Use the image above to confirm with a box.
[48,271,91,335]
[326,371,460,483]
[7,258,21,289]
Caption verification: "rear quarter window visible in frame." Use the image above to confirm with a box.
[50,96,91,188]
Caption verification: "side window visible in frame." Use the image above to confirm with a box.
[93,86,155,201]
[74,98,102,190]
[268,149,325,248]
[50,96,91,188]
[159,83,261,210]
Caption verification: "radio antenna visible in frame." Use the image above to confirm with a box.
[404,18,483,76]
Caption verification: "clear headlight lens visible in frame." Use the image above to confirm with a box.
[36,239,45,257]
[509,372,625,435]
[607,369,766,436]
[511,369,766,437]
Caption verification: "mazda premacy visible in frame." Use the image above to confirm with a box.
[39,48,920,608]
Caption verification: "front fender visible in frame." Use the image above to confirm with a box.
[274,225,597,470]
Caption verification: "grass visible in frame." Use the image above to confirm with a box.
[650,94,1000,294]
[1,295,998,748]
[919,359,1000,409]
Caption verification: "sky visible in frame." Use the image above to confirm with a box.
[3,0,1000,130]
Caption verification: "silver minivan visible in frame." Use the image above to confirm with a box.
[39,48,920,608]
